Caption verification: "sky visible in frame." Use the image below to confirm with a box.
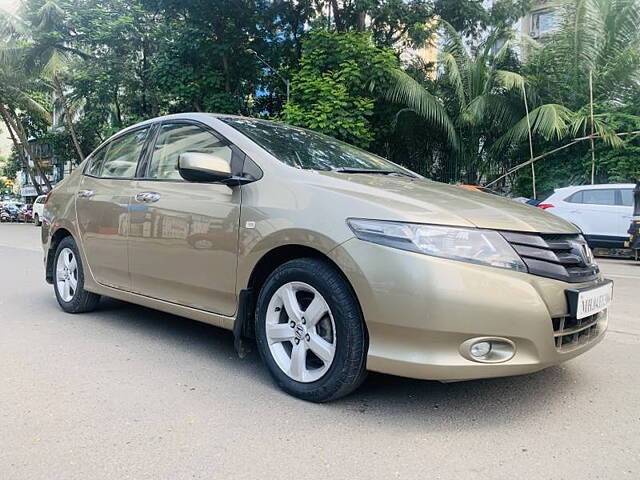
[0,0,18,14]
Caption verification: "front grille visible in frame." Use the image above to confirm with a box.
[500,231,600,283]
[552,311,604,351]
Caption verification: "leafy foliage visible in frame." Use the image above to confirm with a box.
[0,0,639,198]
[282,31,398,147]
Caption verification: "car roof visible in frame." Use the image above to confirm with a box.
[555,183,635,192]
[113,113,285,137]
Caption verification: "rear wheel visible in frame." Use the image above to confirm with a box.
[255,258,367,402]
[34,213,40,226]
[53,236,100,313]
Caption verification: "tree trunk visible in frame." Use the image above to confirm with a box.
[222,51,231,93]
[356,8,367,31]
[4,106,53,192]
[141,36,160,117]
[330,0,345,32]
[54,77,84,162]
[0,106,43,196]
[114,88,122,127]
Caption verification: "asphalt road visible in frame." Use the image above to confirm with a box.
[1,223,638,479]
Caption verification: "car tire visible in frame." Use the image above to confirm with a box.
[255,258,368,402]
[34,214,40,226]
[53,236,100,313]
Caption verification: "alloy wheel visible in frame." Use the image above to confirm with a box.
[56,247,78,302]
[265,281,337,383]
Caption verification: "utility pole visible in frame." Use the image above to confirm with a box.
[522,83,536,199]
[589,70,596,184]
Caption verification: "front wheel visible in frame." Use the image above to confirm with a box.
[53,236,100,313]
[255,258,368,402]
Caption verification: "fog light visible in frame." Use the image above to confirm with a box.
[459,337,516,363]
[470,341,492,358]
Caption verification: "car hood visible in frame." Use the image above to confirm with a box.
[312,172,578,234]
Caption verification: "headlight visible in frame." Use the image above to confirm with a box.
[346,219,527,272]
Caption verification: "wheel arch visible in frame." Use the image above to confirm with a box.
[235,244,367,347]
[45,227,75,284]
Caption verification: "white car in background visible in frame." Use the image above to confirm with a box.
[32,195,46,226]
[542,183,634,248]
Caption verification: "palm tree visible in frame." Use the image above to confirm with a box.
[0,28,53,194]
[385,1,640,191]
[385,26,552,185]
[25,0,93,162]
[5,0,89,163]
[499,0,640,184]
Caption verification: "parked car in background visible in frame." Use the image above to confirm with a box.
[32,195,46,226]
[542,184,635,248]
[18,204,34,223]
[42,113,611,402]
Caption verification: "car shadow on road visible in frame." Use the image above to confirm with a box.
[91,296,577,429]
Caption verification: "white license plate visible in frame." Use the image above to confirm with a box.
[575,282,613,319]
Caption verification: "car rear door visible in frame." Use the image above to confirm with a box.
[127,121,243,316]
[566,188,620,238]
[75,126,151,290]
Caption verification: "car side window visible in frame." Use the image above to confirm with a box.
[620,189,634,206]
[86,147,107,177]
[582,189,616,205]
[97,128,149,179]
[566,191,583,203]
[574,189,616,206]
[147,123,233,180]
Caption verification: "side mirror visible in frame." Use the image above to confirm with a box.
[178,152,232,183]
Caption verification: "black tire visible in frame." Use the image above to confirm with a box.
[53,236,100,313]
[255,258,368,402]
[34,214,40,226]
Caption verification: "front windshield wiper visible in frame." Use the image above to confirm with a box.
[331,167,415,178]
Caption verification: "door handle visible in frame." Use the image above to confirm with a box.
[135,192,161,203]
[77,189,94,198]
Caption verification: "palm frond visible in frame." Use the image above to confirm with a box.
[439,51,466,107]
[494,104,574,152]
[462,94,520,128]
[574,0,606,72]
[494,70,525,91]
[36,0,65,31]
[6,85,51,122]
[384,69,458,149]
[570,112,625,148]
[42,47,71,79]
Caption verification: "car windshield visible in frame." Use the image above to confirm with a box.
[221,117,417,176]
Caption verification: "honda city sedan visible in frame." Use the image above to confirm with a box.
[41,113,612,402]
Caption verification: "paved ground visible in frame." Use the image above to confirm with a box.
[1,223,638,479]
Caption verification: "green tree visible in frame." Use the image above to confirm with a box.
[23,0,92,161]
[0,15,53,194]
[282,31,401,147]
[510,0,640,194]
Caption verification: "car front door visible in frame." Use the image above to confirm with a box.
[75,127,150,290]
[128,121,242,316]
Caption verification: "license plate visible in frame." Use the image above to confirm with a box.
[566,280,613,320]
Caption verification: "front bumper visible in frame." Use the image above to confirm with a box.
[328,238,608,381]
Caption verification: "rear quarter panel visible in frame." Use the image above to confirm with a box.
[42,161,98,288]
